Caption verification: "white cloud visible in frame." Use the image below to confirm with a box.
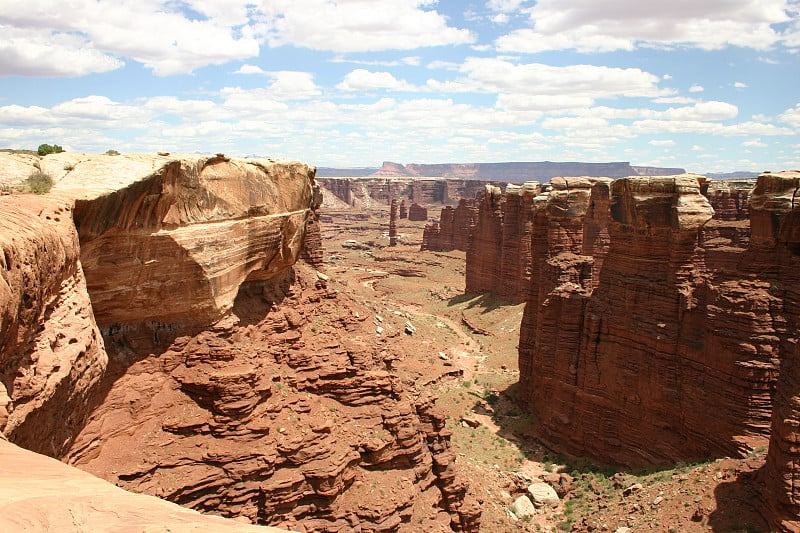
[428,57,669,100]
[235,64,268,75]
[653,96,699,104]
[779,104,800,128]
[262,0,474,53]
[649,139,676,146]
[487,0,527,11]
[689,85,704,93]
[0,26,123,77]
[337,69,417,91]
[330,56,421,67]
[734,81,748,88]
[266,71,322,100]
[742,138,767,147]
[691,145,705,150]
[496,0,795,53]
[0,0,260,76]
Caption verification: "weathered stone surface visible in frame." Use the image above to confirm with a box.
[59,154,317,334]
[465,185,505,296]
[318,177,504,207]
[757,172,800,533]
[421,198,479,252]
[0,439,291,533]
[518,174,782,467]
[66,264,479,533]
[702,179,756,221]
[0,195,107,457]
[511,495,536,519]
[389,199,398,246]
[527,482,559,507]
[399,199,407,219]
[408,202,428,221]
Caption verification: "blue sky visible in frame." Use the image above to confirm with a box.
[0,0,798,172]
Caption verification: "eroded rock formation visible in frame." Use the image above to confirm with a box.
[421,199,480,252]
[390,199,398,246]
[0,153,479,532]
[464,182,541,302]
[317,177,503,208]
[518,174,783,467]
[408,203,427,222]
[399,200,407,219]
[0,195,108,459]
[756,172,800,533]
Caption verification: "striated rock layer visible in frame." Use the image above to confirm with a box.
[408,203,428,222]
[65,264,480,533]
[0,152,478,533]
[464,182,541,302]
[0,195,107,458]
[758,172,800,533]
[421,198,479,252]
[518,174,782,467]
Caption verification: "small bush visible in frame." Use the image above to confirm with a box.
[37,144,64,156]
[23,171,54,194]
[105,149,120,156]
[63,164,75,171]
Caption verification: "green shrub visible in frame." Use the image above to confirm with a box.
[23,171,54,194]
[105,149,120,156]
[37,144,64,156]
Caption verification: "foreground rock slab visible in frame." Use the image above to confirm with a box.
[0,439,291,532]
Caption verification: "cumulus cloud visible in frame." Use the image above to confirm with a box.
[0,0,259,76]
[734,81,748,88]
[496,0,796,53]
[0,26,123,76]
[337,69,417,91]
[427,57,669,100]
[689,85,704,93]
[235,64,269,75]
[261,0,474,53]
[779,103,800,128]
[742,138,767,147]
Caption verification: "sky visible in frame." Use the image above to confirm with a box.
[0,0,799,173]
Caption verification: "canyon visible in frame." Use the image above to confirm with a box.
[419,170,797,531]
[1,149,798,533]
[0,152,479,533]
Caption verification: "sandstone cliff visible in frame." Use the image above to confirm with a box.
[317,177,502,208]
[517,174,782,467]
[421,198,479,252]
[755,172,800,533]
[0,152,478,532]
[0,195,107,458]
[464,182,541,302]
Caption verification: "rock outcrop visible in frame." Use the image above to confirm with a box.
[317,177,503,208]
[408,203,428,222]
[0,439,289,533]
[399,200,407,219]
[464,182,541,302]
[518,174,782,467]
[421,199,480,252]
[0,195,107,458]
[0,152,478,533]
[390,199,398,246]
[756,172,800,533]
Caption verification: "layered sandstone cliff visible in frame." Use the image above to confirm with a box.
[518,174,782,466]
[421,198,479,252]
[318,177,501,208]
[756,172,800,533]
[0,195,107,458]
[0,152,478,532]
[464,182,541,302]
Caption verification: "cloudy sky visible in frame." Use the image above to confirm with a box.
[1,0,798,172]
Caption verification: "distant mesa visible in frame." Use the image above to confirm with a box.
[317,160,686,180]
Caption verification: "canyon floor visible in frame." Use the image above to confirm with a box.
[321,205,772,533]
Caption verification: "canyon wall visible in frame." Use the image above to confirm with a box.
[463,182,540,302]
[517,174,784,467]
[757,173,800,533]
[421,198,479,252]
[317,177,504,208]
[0,153,479,533]
[0,195,107,458]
